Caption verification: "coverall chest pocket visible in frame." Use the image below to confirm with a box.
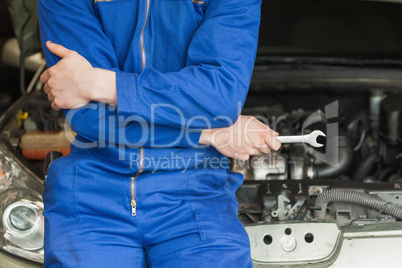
[154,0,208,72]
[160,0,208,20]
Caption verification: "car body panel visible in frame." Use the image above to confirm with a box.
[248,221,402,267]
[0,251,41,268]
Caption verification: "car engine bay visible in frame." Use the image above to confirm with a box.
[234,89,402,227]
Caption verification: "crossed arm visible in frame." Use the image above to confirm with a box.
[38,0,281,160]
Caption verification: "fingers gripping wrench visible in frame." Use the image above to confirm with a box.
[275,130,326,148]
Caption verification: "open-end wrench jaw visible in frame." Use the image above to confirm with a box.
[306,130,326,148]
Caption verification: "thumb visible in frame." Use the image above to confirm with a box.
[46,41,72,58]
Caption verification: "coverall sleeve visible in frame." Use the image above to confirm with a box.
[37,0,201,147]
[116,0,261,129]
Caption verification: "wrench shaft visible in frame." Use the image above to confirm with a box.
[275,135,305,144]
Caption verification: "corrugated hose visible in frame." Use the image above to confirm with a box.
[315,189,402,220]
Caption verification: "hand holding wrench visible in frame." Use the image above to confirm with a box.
[275,130,326,148]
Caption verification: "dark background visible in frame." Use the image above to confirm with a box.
[0,1,20,109]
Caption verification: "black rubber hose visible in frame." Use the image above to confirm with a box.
[313,136,354,179]
[352,152,379,181]
[378,166,397,182]
[315,189,402,220]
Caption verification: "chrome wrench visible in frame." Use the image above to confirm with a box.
[275,130,326,148]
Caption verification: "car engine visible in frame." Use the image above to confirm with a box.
[234,91,402,227]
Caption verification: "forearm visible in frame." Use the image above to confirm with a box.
[38,0,200,147]
[39,0,261,130]
[38,0,262,149]
[66,102,202,148]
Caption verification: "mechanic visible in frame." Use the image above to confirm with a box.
[37,0,280,267]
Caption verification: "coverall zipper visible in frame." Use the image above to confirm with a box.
[130,0,149,217]
[131,147,144,216]
[140,0,150,69]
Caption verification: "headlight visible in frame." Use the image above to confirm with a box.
[0,140,44,263]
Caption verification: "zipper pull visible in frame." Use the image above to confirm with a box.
[131,199,137,216]
[130,148,143,217]
[131,177,136,216]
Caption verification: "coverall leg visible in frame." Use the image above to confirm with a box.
[44,146,252,267]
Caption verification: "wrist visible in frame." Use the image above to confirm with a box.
[90,68,117,105]
[199,129,213,145]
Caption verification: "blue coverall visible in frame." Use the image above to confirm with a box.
[38,0,261,266]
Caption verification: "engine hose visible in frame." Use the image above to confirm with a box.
[312,136,353,179]
[378,166,397,182]
[315,189,402,220]
[352,152,379,181]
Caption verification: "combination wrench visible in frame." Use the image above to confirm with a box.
[275,130,326,148]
